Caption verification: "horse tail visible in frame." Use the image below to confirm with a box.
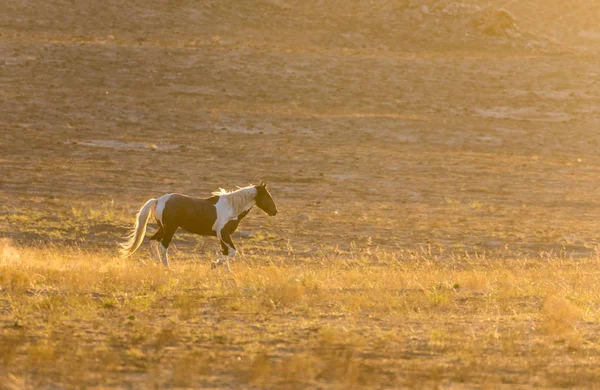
[119,198,157,258]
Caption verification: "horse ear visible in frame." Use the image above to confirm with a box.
[260,181,267,188]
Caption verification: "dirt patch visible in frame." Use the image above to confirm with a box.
[73,140,181,152]
[475,107,573,122]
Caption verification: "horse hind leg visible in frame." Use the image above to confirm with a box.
[149,227,164,241]
[148,227,164,263]
[158,226,177,269]
[158,243,169,268]
[148,241,159,263]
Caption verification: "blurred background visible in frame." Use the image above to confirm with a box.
[2,0,600,258]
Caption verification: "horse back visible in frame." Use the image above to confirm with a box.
[162,193,218,235]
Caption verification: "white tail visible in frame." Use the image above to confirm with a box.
[119,198,157,257]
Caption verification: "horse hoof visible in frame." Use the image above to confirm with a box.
[211,262,218,269]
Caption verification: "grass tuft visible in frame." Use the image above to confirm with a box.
[541,295,583,336]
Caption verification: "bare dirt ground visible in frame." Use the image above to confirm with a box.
[2,0,600,388]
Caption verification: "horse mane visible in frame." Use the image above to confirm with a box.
[212,185,257,215]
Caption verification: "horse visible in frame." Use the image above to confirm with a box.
[119,182,277,269]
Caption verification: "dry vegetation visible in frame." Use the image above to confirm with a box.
[2,240,600,388]
[3,0,600,388]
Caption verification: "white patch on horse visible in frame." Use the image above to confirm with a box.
[212,197,232,239]
[211,186,257,238]
[241,200,255,214]
[154,194,173,226]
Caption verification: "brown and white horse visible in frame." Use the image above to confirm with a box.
[119,182,277,269]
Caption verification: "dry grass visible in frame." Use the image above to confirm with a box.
[3,2,600,388]
[1,240,600,388]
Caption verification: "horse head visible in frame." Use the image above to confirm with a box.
[255,181,277,216]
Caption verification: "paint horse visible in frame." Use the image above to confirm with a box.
[119,182,277,269]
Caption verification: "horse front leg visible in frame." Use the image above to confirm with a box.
[221,231,237,260]
[211,240,229,269]
[211,250,233,272]
[211,229,236,270]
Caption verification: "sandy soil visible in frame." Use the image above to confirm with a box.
[1,1,600,387]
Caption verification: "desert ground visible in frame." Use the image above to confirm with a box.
[2,0,600,388]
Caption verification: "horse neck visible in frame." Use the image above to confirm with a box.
[223,187,256,216]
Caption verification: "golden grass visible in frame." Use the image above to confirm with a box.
[1,240,600,388]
